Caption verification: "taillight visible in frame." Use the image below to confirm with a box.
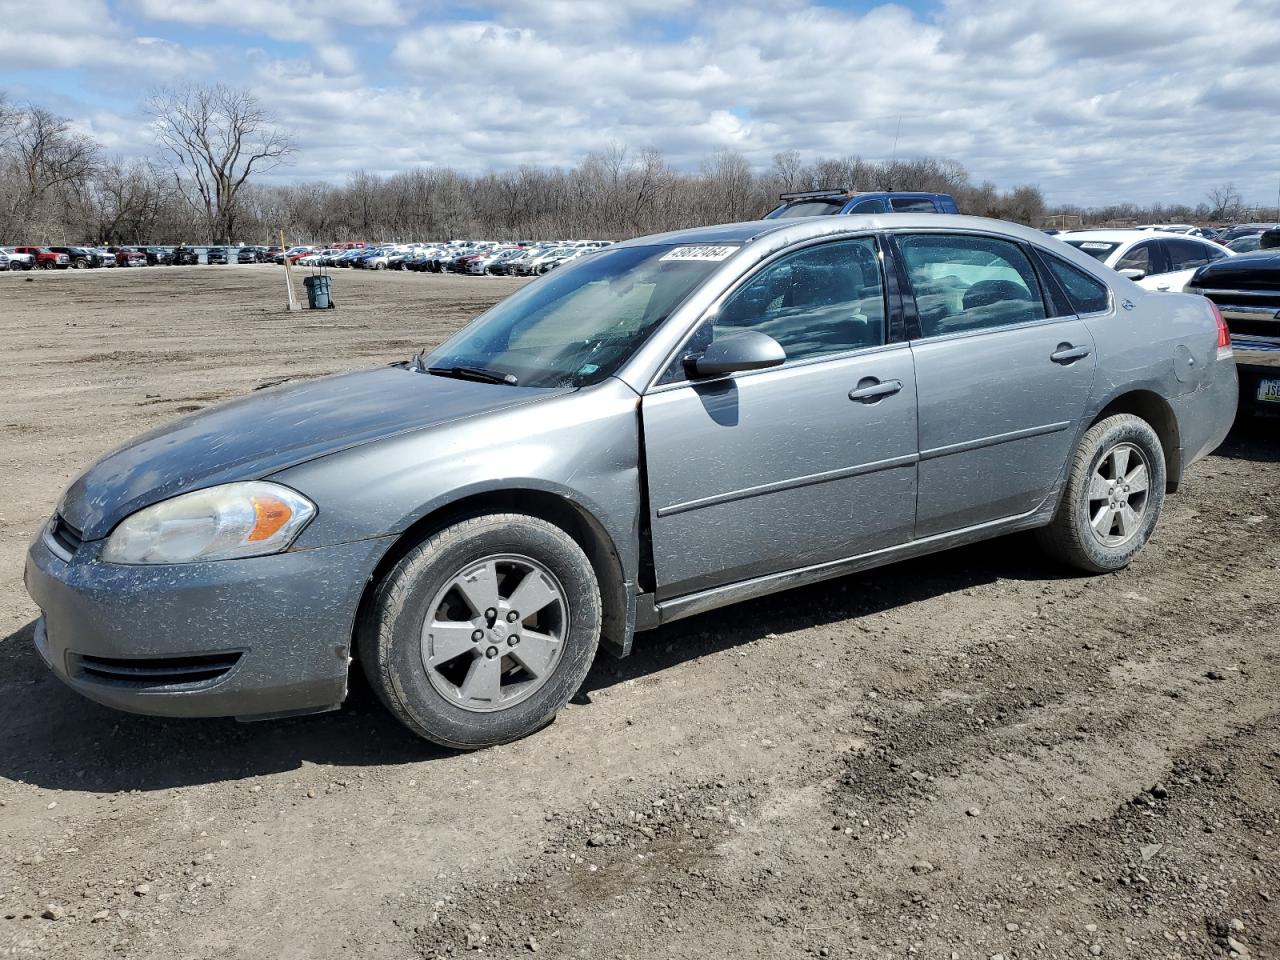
[1210,301,1230,350]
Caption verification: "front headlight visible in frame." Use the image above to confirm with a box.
[102,482,315,564]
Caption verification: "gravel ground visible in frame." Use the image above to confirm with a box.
[0,265,1276,960]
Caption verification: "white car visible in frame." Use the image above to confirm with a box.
[1,247,35,270]
[1058,230,1231,293]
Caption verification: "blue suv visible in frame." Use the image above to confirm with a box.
[765,189,960,219]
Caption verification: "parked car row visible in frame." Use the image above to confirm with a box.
[273,239,614,276]
[0,243,299,270]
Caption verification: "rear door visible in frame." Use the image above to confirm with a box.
[642,236,918,599]
[896,231,1097,538]
[1156,237,1229,292]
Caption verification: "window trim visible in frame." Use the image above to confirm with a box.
[1028,246,1077,319]
[644,232,897,393]
[888,228,1057,342]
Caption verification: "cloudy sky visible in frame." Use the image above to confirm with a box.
[1,0,1278,207]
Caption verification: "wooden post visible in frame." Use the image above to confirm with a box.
[281,229,300,311]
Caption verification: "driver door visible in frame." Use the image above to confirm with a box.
[640,237,919,600]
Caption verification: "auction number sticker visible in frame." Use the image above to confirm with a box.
[660,245,740,262]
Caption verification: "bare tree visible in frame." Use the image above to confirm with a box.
[0,92,18,151]
[0,102,99,240]
[77,158,174,243]
[147,84,294,242]
[1206,183,1242,221]
[770,150,804,192]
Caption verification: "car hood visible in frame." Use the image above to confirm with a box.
[59,366,567,540]
[1190,251,1280,290]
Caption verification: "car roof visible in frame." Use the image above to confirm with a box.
[1059,230,1144,242]
[618,213,1063,250]
[1062,229,1217,244]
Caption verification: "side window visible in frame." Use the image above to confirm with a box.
[1116,242,1155,274]
[846,198,886,214]
[658,238,886,383]
[1166,238,1211,271]
[1206,243,1230,262]
[1044,256,1111,315]
[890,197,938,212]
[897,233,1047,338]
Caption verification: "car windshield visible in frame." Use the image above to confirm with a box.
[1063,239,1121,262]
[424,243,730,388]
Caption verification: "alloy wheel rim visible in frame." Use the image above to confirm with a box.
[420,554,569,713]
[1087,442,1151,547]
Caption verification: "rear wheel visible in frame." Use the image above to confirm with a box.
[359,514,601,749]
[1037,413,1166,572]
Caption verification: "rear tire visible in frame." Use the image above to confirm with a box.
[1037,414,1166,573]
[359,514,601,749]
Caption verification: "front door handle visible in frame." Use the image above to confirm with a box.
[1050,344,1091,365]
[848,378,903,403]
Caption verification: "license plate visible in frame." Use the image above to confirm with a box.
[1258,379,1280,403]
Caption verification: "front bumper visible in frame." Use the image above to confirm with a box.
[25,525,393,719]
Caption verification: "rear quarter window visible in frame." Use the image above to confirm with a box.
[1044,256,1111,315]
[890,197,939,212]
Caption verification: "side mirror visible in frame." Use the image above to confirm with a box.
[688,330,786,378]
[1118,267,1146,281]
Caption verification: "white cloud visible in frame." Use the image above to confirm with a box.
[0,0,205,73]
[6,0,1280,206]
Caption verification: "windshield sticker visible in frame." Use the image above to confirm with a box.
[1079,242,1112,250]
[660,245,741,262]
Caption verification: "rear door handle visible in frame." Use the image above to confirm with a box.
[848,378,903,402]
[1050,344,1091,364]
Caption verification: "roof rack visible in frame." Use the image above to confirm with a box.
[777,188,855,202]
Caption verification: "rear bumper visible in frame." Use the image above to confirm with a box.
[1172,356,1239,471]
[24,526,393,719]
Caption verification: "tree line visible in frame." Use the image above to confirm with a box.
[0,86,1269,247]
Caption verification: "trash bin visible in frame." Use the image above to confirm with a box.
[303,274,333,309]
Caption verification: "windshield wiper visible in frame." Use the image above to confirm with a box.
[426,365,519,386]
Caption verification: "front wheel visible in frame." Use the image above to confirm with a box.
[359,514,602,749]
[1036,413,1166,573]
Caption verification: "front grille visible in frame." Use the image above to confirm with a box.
[72,651,243,689]
[49,516,83,557]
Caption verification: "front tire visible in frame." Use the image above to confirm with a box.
[359,514,602,749]
[1037,413,1166,573]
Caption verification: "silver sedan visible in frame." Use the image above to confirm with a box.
[26,214,1237,748]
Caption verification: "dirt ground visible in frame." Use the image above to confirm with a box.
[0,265,1276,960]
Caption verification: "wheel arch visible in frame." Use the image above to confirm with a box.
[1091,389,1182,492]
[352,487,634,668]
